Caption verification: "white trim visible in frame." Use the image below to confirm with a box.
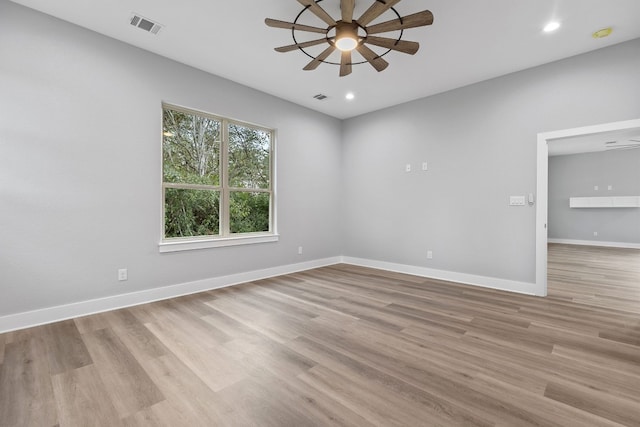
[536,118,640,298]
[548,238,640,249]
[0,256,340,334]
[159,234,279,252]
[342,257,539,296]
[536,133,549,296]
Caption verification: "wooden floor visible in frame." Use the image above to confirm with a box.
[1,245,639,426]
[548,243,640,314]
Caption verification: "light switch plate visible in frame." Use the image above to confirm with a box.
[509,196,526,206]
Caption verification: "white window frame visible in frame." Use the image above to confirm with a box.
[159,103,277,253]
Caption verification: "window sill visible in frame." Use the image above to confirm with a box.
[159,234,279,253]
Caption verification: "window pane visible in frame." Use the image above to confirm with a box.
[228,124,270,189]
[230,192,270,233]
[163,108,221,186]
[165,188,219,238]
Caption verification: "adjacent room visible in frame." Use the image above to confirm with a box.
[546,129,640,312]
[1,0,639,425]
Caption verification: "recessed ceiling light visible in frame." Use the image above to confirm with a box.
[345,92,355,101]
[543,21,561,33]
[592,27,613,39]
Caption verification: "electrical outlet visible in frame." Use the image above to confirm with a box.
[427,250,433,259]
[118,268,128,281]
[593,232,598,237]
[422,162,428,171]
[298,246,303,255]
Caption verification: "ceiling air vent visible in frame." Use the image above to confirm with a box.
[313,94,328,101]
[130,14,162,34]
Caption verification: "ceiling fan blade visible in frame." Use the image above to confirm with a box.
[341,0,355,22]
[303,45,336,70]
[365,36,419,54]
[357,0,401,27]
[297,0,336,26]
[607,144,640,149]
[366,10,434,35]
[340,50,352,76]
[275,38,328,53]
[265,18,327,34]
[355,44,389,72]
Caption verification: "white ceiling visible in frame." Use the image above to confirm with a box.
[9,0,640,119]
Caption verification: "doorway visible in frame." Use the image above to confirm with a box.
[535,118,640,296]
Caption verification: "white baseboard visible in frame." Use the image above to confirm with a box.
[548,238,640,249]
[341,256,540,296]
[0,257,341,334]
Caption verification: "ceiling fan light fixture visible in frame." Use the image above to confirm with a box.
[334,22,359,51]
[335,36,358,51]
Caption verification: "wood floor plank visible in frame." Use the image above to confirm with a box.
[204,295,302,343]
[82,328,164,418]
[144,317,248,392]
[474,373,624,427]
[138,354,243,425]
[249,366,375,427]
[41,320,93,375]
[51,364,120,427]
[598,327,640,347]
[217,375,325,427]
[0,333,5,364]
[0,337,58,427]
[121,401,191,427]
[102,309,169,361]
[221,334,317,379]
[144,300,231,349]
[290,334,495,426]
[299,364,443,426]
[73,311,113,334]
[301,319,554,426]
[544,379,640,426]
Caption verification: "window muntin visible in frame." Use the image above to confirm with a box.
[162,104,273,243]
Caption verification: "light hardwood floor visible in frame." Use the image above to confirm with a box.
[1,244,639,426]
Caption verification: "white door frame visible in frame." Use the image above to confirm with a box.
[535,118,640,296]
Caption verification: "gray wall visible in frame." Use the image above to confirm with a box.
[549,150,640,244]
[2,1,640,318]
[342,38,640,284]
[0,2,342,316]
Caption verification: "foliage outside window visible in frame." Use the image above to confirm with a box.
[162,104,274,245]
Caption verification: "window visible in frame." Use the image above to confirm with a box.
[160,104,276,251]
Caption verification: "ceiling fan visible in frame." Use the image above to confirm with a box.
[605,139,640,151]
[265,0,434,76]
